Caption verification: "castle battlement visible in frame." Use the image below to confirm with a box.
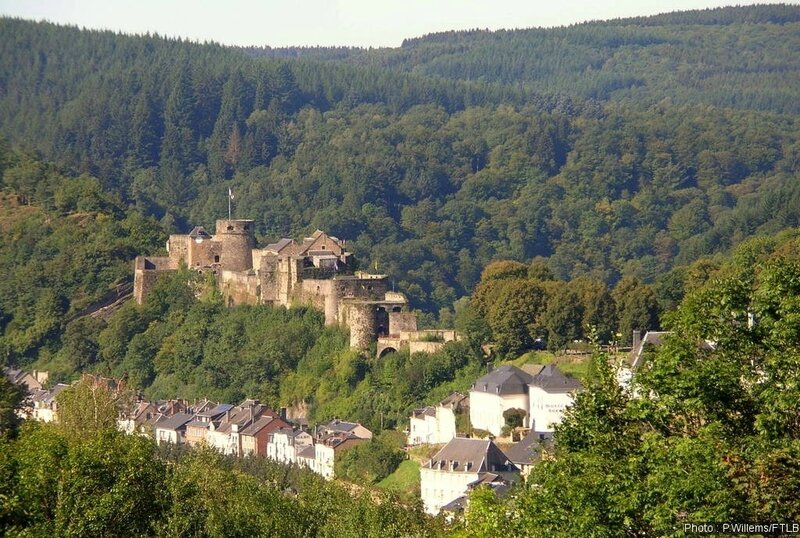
[133,220,409,349]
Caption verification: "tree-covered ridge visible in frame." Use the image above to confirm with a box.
[0,149,165,366]
[251,5,800,114]
[1,10,799,318]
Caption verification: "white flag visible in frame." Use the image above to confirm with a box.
[228,187,234,200]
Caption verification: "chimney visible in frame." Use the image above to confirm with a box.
[632,330,642,353]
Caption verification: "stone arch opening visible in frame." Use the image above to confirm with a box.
[378,346,397,358]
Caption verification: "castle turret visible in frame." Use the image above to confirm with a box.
[215,219,256,272]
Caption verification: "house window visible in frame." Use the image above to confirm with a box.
[214,255,220,263]
[227,225,234,231]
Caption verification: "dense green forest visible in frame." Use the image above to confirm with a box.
[1,7,799,316]
[470,229,800,535]
[249,4,800,114]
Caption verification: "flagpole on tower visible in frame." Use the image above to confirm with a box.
[228,187,233,220]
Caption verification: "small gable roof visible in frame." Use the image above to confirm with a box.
[471,365,533,395]
[156,412,195,432]
[188,226,211,239]
[504,430,555,465]
[529,364,583,393]
[265,238,295,254]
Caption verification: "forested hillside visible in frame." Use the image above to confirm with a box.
[1,8,799,316]
[251,4,800,114]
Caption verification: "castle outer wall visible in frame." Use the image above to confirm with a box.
[132,221,410,350]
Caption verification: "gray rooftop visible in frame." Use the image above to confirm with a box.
[425,438,518,474]
[155,412,195,431]
[529,364,583,393]
[472,365,533,395]
[504,430,555,465]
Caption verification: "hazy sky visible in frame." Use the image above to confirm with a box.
[0,0,787,48]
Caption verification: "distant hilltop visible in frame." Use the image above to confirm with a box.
[134,219,411,349]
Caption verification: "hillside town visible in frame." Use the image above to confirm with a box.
[4,333,625,517]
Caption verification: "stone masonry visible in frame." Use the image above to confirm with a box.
[133,220,410,349]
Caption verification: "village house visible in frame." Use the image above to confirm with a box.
[207,400,280,456]
[316,419,373,440]
[118,400,160,435]
[469,364,582,436]
[241,414,290,456]
[420,437,520,515]
[3,367,48,393]
[407,392,468,445]
[266,427,314,465]
[315,431,368,480]
[528,365,583,432]
[155,412,195,445]
[185,402,234,447]
[440,472,513,521]
[504,430,555,477]
[30,383,70,423]
[469,365,534,436]
[295,444,318,474]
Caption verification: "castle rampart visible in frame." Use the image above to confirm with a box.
[132,221,410,350]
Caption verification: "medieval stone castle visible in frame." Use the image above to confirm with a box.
[133,219,420,350]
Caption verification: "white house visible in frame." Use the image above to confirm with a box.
[420,438,519,515]
[469,365,534,436]
[408,392,468,445]
[527,365,583,432]
[154,412,195,445]
[408,406,438,445]
[267,427,313,465]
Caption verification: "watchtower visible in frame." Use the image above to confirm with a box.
[215,219,256,272]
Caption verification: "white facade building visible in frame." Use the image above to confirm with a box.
[420,438,519,515]
[469,365,534,436]
[408,392,468,445]
[527,365,583,432]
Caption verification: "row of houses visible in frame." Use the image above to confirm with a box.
[4,369,373,481]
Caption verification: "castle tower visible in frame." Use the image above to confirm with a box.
[346,303,378,350]
[215,219,256,272]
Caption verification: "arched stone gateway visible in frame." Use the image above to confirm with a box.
[378,346,398,358]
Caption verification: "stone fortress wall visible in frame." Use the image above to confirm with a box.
[133,219,411,350]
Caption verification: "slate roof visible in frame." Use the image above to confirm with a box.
[241,415,286,437]
[504,430,555,466]
[297,445,316,460]
[529,364,583,393]
[439,391,468,409]
[155,412,195,432]
[185,420,210,430]
[265,238,295,253]
[412,406,436,419]
[425,438,518,473]
[324,419,359,433]
[188,226,211,239]
[440,495,468,513]
[197,403,233,420]
[471,365,533,395]
[44,384,70,404]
